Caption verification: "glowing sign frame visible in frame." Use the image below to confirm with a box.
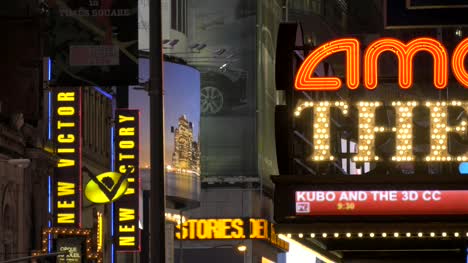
[294,37,468,90]
[113,109,141,252]
[32,227,103,263]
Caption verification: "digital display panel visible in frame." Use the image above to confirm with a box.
[175,218,289,251]
[296,190,468,216]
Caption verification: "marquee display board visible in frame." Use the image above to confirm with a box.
[52,87,82,228]
[274,175,468,224]
[296,190,468,216]
[113,109,140,252]
[175,218,289,252]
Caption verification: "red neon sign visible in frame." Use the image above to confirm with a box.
[294,37,468,90]
[295,38,360,91]
[296,190,468,216]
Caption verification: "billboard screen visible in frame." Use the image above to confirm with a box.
[130,59,200,205]
[52,87,82,228]
[48,0,138,86]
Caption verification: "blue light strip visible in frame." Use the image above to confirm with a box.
[94,86,113,100]
[48,232,52,252]
[47,219,52,252]
[48,58,51,81]
[48,176,51,213]
[111,244,115,262]
[48,92,52,140]
[47,175,52,214]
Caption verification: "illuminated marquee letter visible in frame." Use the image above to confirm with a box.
[57,92,75,102]
[57,106,75,116]
[250,219,268,239]
[354,102,384,162]
[452,38,468,88]
[364,38,448,89]
[175,221,188,240]
[425,101,468,161]
[294,101,349,161]
[57,134,75,143]
[354,101,417,162]
[392,101,418,162]
[295,38,360,91]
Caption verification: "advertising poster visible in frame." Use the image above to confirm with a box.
[137,0,257,180]
[48,0,138,86]
[130,59,200,204]
[186,0,257,179]
[57,238,83,263]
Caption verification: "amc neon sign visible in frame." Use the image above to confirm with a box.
[293,38,468,162]
[295,37,468,90]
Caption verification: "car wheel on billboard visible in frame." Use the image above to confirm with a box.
[201,85,224,115]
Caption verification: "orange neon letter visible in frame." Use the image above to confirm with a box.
[452,38,468,88]
[364,37,448,90]
[295,38,360,91]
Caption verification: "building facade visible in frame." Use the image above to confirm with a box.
[0,0,51,260]
[172,115,198,171]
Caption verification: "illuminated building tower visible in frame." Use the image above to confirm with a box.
[191,140,200,173]
[172,115,194,170]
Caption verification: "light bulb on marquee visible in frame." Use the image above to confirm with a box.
[295,101,348,161]
[294,100,468,162]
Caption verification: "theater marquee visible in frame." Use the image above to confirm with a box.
[52,87,82,228]
[293,38,468,162]
[113,109,140,251]
[273,34,468,232]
